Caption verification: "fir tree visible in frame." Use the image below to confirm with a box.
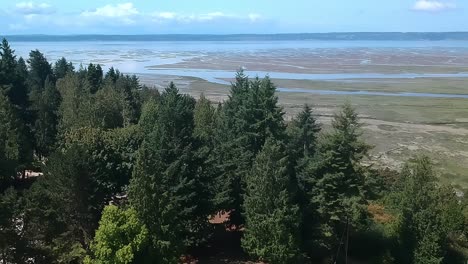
[32,77,61,158]
[242,139,301,264]
[0,93,27,184]
[27,50,53,91]
[213,71,286,227]
[129,83,209,263]
[306,103,371,258]
[53,57,74,80]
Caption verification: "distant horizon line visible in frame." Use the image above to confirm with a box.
[3,32,468,41]
[3,31,468,36]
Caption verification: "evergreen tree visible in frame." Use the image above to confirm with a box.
[392,157,465,264]
[53,57,74,80]
[57,73,89,132]
[115,75,141,126]
[138,98,159,135]
[288,104,321,163]
[0,188,25,263]
[23,145,115,262]
[0,38,17,87]
[27,49,53,91]
[32,77,61,158]
[61,126,143,194]
[305,103,371,258]
[0,39,29,113]
[213,71,286,226]
[129,83,209,263]
[87,63,103,93]
[287,104,321,254]
[193,93,216,143]
[92,85,124,129]
[242,139,301,264]
[0,93,26,184]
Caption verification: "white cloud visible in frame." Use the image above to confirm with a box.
[412,0,456,12]
[152,11,258,23]
[81,3,139,18]
[15,2,54,15]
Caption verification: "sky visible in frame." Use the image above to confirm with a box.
[0,0,467,34]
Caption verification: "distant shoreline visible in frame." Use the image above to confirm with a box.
[3,32,468,42]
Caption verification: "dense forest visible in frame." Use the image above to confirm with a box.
[0,38,467,264]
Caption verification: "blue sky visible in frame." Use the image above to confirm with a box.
[0,0,467,34]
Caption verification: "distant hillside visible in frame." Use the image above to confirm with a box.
[3,32,468,42]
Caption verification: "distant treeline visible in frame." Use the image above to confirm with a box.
[3,32,468,42]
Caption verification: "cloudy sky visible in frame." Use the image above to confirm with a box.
[0,0,466,34]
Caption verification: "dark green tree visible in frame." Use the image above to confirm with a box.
[129,83,210,263]
[305,103,371,258]
[61,126,143,194]
[0,39,16,83]
[193,93,216,143]
[0,93,26,184]
[32,77,61,158]
[23,145,115,262]
[391,157,465,264]
[287,104,321,254]
[0,188,25,263]
[87,63,103,93]
[213,71,286,226]
[115,75,141,126]
[53,57,74,80]
[27,49,53,91]
[242,139,301,264]
[288,104,321,163]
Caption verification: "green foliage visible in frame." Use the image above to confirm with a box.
[0,93,26,184]
[85,205,151,264]
[62,126,143,193]
[129,83,210,263]
[213,71,286,226]
[53,57,74,80]
[57,73,128,132]
[115,75,141,126]
[304,103,371,255]
[0,188,25,263]
[287,104,321,162]
[86,63,103,93]
[389,157,466,264]
[1,39,28,110]
[193,93,216,143]
[23,145,115,262]
[27,49,53,91]
[242,139,301,264]
[31,77,61,157]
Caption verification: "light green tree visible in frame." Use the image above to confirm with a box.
[85,205,151,264]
